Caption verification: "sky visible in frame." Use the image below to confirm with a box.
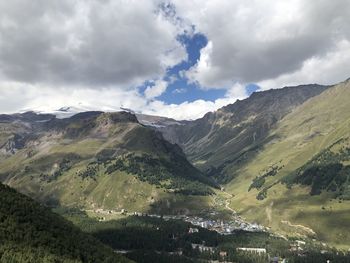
[0,0,350,120]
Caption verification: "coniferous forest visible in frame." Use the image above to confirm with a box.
[0,183,131,263]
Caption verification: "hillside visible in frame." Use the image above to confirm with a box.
[158,84,329,183]
[0,111,216,214]
[2,81,350,249]
[0,182,131,263]
[136,113,184,128]
[152,80,350,247]
[223,79,350,247]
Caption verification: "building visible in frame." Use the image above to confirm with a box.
[237,247,266,254]
[296,240,306,246]
[191,244,215,253]
[290,240,305,252]
[219,251,227,258]
[188,227,199,233]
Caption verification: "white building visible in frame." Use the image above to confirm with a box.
[237,247,266,254]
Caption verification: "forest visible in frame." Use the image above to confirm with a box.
[0,183,130,263]
[283,140,350,199]
[103,153,215,195]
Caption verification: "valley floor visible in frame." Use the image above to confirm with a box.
[56,207,350,263]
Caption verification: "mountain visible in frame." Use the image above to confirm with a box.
[157,84,329,183]
[136,113,184,128]
[222,79,350,247]
[19,104,120,119]
[0,182,131,262]
[150,80,350,247]
[2,80,350,249]
[0,111,216,214]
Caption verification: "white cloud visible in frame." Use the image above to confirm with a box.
[0,81,146,114]
[172,88,187,94]
[0,0,186,87]
[173,0,350,88]
[1,0,350,120]
[144,80,168,99]
[186,41,223,89]
[0,80,247,120]
[0,0,191,118]
[144,83,248,120]
[257,39,350,90]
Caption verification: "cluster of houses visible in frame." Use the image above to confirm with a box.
[90,207,266,235]
[155,214,266,234]
[189,243,268,260]
[90,208,321,262]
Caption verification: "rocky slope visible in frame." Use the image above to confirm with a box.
[149,80,350,247]
[2,80,350,248]
[158,84,329,183]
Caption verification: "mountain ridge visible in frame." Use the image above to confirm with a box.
[1,79,350,248]
[0,111,216,214]
[223,79,350,247]
[156,83,330,182]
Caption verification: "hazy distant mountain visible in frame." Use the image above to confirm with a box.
[19,105,120,119]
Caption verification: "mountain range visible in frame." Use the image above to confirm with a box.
[153,79,350,248]
[1,78,350,249]
[0,110,217,216]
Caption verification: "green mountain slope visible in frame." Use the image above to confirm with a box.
[158,84,329,183]
[0,183,131,263]
[224,79,350,247]
[0,111,216,214]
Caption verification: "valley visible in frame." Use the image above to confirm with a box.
[144,79,350,249]
[55,207,350,263]
[2,0,350,262]
[1,79,350,261]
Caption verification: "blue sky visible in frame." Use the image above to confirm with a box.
[139,32,259,105]
[1,1,349,119]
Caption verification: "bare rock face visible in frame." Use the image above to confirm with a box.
[4,134,24,154]
[97,111,139,125]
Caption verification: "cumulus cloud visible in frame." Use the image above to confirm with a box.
[0,80,247,120]
[173,0,350,88]
[257,39,350,90]
[1,0,350,120]
[144,80,168,99]
[143,83,248,120]
[0,0,186,87]
[0,81,146,114]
